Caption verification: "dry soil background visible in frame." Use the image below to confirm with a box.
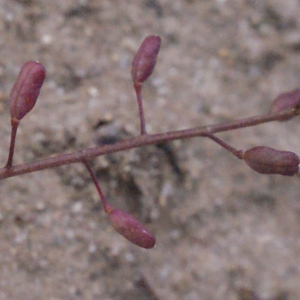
[1,1,300,300]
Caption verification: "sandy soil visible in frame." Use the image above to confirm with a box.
[1,1,300,299]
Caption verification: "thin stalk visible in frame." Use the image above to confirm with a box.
[5,118,20,168]
[82,159,112,213]
[134,82,147,135]
[205,134,243,159]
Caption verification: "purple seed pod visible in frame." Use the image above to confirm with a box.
[243,146,299,176]
[108,209,156,249]
[131,35,161,84]
[269,89,300,121]
[10,61,46,121]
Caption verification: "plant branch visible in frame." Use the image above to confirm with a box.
[0,108,299,180]
[82,159,112,213]
[134,82,147,135]
[5,118,20,168]
[205,134,243,159]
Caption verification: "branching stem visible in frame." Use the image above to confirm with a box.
[0,108,299,180]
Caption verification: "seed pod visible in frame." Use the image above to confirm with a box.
[131,35,161,84]
[10,61,46,121]
[243,146,299,176]
[108,209,156,249]
[269,89,300,121]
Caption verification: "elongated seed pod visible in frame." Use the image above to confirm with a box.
[243,146,299,176]
[269,89,300,121]
[131,35,161,83]
[10,61,46,121]
[108,209,156,249]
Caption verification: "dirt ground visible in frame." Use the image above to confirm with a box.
[1,1,300,299]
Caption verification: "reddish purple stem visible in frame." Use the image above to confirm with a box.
[82,159,112,213]
[5,118,20,168]
[205,133,243,159]
[1,109,300,180]
[134,82,147,135]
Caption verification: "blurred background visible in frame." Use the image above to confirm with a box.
[0,1,300,299]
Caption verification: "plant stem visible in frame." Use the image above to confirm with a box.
[134,82,147,135]
[5,118,20,168]
[82,159,112,213]
[205,134,243,159]
[0,108,299,180]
